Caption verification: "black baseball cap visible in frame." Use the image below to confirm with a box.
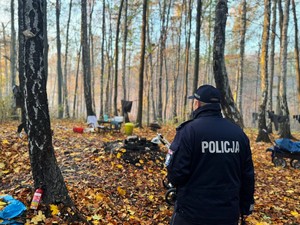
[188,85,221,103]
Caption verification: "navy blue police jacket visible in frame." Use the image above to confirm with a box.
[167,103,255,225]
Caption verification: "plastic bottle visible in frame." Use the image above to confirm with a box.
[30,188,43,210]
[165,149,173,166]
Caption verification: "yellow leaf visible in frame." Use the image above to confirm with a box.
[117,186,126,196]
[50,204,60,215]
[116,164,123,169]
[117,152,122,158]
[95,193,104,201]
[31,210,46,224]
[2,140,9,145]
[291,211,299,217]
[148,195,154,201]
[286,190,294,193]
[139,159,144,164]
[14,167,21,173]
[0,163,5,169]
[92,214,102,220]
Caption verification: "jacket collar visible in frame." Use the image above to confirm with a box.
[192,103,222,119]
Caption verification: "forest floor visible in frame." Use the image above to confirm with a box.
[1,120,300,225]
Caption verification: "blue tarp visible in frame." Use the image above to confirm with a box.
[0,195,26,224]
[275,138,300,153]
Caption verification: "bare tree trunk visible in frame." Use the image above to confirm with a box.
[213,0,244,127]
[147,17,156,122]
[100,0,106,118]
[172,12,183,124]
[23,0,72,206]
[276,0,283,114]
[122,0,128,101]
[157,0,170,122]
[292,0,300,104]
[73,46,81,118]
[56,0,63,118]
[2,23,9,96]
[278,0,292,138]
[10,0,16,89]
[136,0,148,128]
[88,1,96,113]
[183,0,192,121]
[18,0,26,132]
[81,0,94,116]
[256,0,271,142]
[267,0,277,132]
[237,0,246,117]
[113,0,125,116]
[193,0,202,93]
[63,0,73,119]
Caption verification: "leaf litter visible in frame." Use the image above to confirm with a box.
[0,120,300,224]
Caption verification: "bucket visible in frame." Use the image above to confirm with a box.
[124,123,134,135]
[73,127,84,133]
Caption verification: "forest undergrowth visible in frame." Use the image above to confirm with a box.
[1,120,300,225]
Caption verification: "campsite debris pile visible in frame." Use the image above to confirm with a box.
[103,136,166,168]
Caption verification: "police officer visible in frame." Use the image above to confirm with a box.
[167,85,255,225]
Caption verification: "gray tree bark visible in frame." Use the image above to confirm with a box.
[256,0,271,142]
[23,0,71,205]
[213,0,244,127]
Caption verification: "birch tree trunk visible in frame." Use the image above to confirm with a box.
[278,0,292,138]
[267,0,277,132]
[213,0,244,127]
[256,0,271,142]
[23,0,71,205]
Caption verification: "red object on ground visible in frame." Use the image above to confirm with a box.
[73,127,84,133]
[30,188,43,210]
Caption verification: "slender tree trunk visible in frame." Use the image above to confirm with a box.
[292,0,300,103]
[276,0,283,114]
[73,46,81,118]
[256,0,271,142]
[56,0,63,118]
[136,0,148,127]
[89,1,96,113]
[183,0,192,121]
[113,0,125,116]
[267,0,277,132]
[193,0,202,93]
[237,0,246,117]
[213,0,244,127]
[63,0,73,119]
[147,17,156,122]
[2,23,9,96]
[18,0,26,132]
[278,0,292,138]
[122,0,128,101]
[100,0,106,118]
[10,0,16,89]
[81,0,94,116]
